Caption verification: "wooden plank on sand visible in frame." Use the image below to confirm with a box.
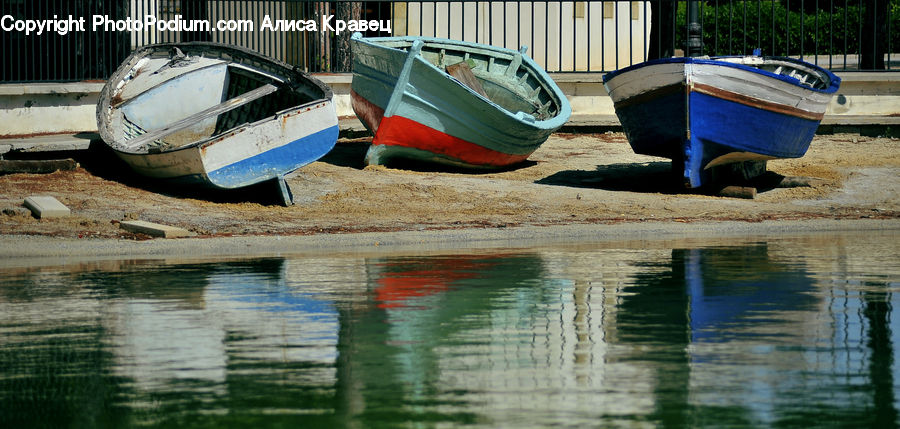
[0,159,78,174]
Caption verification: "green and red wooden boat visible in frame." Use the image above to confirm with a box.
[349,33,571,169]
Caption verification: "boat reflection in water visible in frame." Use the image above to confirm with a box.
[614,245,824,425]
[0,235,898,427]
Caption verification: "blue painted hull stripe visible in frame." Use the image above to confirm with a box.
[691,92,818,159]
[201,125,339,189]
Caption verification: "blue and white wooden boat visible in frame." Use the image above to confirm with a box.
[97,43,339,205]
[350,33,571,169]
[603,55,840,188]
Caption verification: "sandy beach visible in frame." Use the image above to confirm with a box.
[1,131,898,259]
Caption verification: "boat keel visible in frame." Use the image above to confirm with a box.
[275,175,293,207]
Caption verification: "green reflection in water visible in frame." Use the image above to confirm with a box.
[0,232,898,428]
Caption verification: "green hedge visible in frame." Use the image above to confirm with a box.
[675,1,899,58]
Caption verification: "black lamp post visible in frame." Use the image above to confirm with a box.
[685,1,703,57]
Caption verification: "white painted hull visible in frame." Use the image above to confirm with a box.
[115,100,337,189]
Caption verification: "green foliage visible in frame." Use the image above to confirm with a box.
[675,1,899,58]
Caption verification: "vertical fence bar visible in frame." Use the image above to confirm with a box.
[742,0,747,54]
[843,0,847,69]
[242,0,249,51]
[642,1,646,64]
[477,0,481,42]
[784,0,789,57]
[771,0,776,58]
[757,0,761,54]
[503,0,507,48]
[829,0,833,68]
[543,1,548,64]
[516,1,521,54]
[308,1,314,72]
[671,0,676,57]
[872,0,877,70]
[697,1,706,52]
[601,0,605,71]
[559,0,563,69]
[41,0,46,80]
[615,0,619,69]
[814,0,819,65]
[889,0,893,70]
[530,0,535,62]
[106,0,112,80]
[55,0,61,79]
[586,0,590,71]
[572,1,576,71]
[24,0,31,82]
[856,0,861,69]
[476,1,480,43]
[628,0,632,69]
[462,0,466,41]
[61,0,68,80]
[713,0,719,55]
[727,0,732,55]
[54,0,61,80]
[2,0,6,81]
[454,0,458,39]
[530,1,535,64]
[255,0,260,53]
[800,0,805,60]
[79,0,85,81]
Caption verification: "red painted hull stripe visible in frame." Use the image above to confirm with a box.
[373,115,531,166]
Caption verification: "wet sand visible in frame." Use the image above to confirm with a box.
[1,132,898,259]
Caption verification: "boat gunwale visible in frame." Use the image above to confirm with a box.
[602,56,841,95]
[98,42,335,155]
[350,33,572,131]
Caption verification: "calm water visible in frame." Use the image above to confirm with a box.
[1,232,899,428]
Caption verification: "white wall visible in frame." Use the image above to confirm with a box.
[394,1,651,72]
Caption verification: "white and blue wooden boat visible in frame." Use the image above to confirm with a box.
[97,42,339,205]
[350,33,571,169]
[603,54,840,188]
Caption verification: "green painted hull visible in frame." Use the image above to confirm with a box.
[350,33,571,168]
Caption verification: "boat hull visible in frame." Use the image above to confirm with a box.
[603,57,840,188]
[114,101,338,189]
[97,43,339,193]
[350,34,571,169]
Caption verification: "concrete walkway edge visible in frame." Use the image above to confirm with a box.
[1,218,897,266]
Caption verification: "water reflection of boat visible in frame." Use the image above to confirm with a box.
[101,258,339,392]
[366,254,545,310]
[615,244,823,425]
[679,246,820,341]
[350,254,548,376]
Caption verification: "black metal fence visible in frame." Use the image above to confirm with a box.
[1,0,896,83]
